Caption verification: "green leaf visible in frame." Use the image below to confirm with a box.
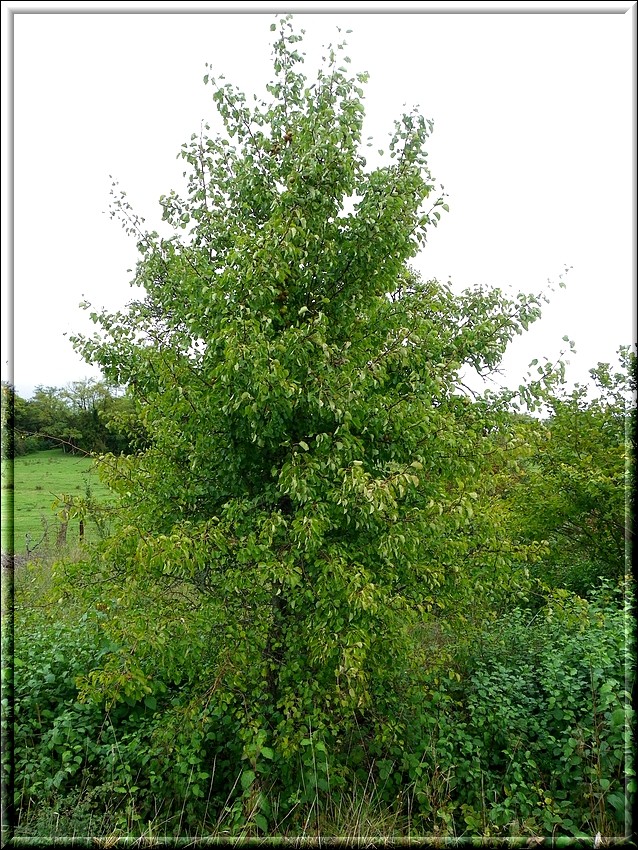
[611,708,625,725]
[241,769,256,790]
[606,792,626,812]
[253,813,268,831]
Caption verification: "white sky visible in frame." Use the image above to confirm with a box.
[2,1,635,399]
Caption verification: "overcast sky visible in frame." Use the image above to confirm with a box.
[2,1,635,399]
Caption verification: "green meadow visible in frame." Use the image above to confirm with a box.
[1,449,112,554]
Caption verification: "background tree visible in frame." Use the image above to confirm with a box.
[68,16,583,822]
[7,380,141,457]
[1,381,18,459]
[503,346,635,597]
[25,386,77,452]
[60,379,130,454]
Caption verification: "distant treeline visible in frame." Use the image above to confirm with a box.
[1,379,146,458]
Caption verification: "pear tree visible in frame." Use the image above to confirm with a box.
[71,16,550,811]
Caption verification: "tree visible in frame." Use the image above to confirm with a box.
[26,386,79,452]
[2,382,54,456]
[70,16,553,815]
[60,378,135,454]
[6,379,142,457]
[503,347,635,597]
[1,382,18,459]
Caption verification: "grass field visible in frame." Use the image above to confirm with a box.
[1,449,113,555]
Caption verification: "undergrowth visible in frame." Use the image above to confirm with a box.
[6,561,634,841]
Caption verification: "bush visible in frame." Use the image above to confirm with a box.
[401,579,634,837]
[10,576,633,839]
[13,610,177,835]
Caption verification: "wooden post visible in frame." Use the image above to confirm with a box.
[56,519,68,548]
[56,499,70,548]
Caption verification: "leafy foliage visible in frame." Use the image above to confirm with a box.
[67,15,557,806]
[448,582,633,837]
[3,379,144,458]
[9,15,632,840]
[503,347,635,597]
[11,578,632,838]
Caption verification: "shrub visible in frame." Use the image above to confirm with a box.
[401,579,634,838]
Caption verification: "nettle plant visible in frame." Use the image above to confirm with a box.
[71,16,552,812]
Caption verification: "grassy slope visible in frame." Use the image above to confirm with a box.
[2,449,112,554]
